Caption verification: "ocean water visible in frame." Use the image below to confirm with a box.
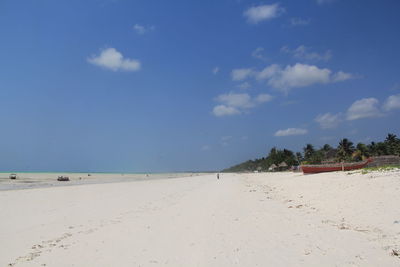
[0,172,205,191]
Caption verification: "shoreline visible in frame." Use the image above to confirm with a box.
[0,172,207,192]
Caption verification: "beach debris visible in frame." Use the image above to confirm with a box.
[57,176,70,182]
[338,223,351,230]
[9,173,17,179]
[393,220,400,224]
[391,249,399,257]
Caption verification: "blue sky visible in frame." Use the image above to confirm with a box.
[1,0,400,172]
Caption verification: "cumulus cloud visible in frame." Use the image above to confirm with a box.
[332,71,354,82]
[212,67,220,75]
[216,93,255,109]
[256,64,281,80]
[231,68,253,81]
[346,98,383,120]
[213,105,240,117]
[212,92,273,117]
[315,112,342,129]
[255,63,353,94]
[383,94,400,111]
[244,4,284,24]
[290,17,311,26]
[315,95,397,125]
[274,128,308,137]
[133,24,155,35]
[255,94,273,103]
[281,45,332,61]
[267,63,331,92]
[88,48,141,72]
[237,82,251,90]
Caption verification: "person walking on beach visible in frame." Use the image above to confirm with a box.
[217,173,220,179]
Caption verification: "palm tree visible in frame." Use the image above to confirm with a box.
[322,144,332,152]
[296,152,303,164]
[352,143,370,161]
[385,133,400,155]
[385,133,398,143]
[337,138,355,161]
[303,144,315,162]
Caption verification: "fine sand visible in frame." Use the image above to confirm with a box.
[1,171,399,266]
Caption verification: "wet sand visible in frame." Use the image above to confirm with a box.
[0,172,201,191]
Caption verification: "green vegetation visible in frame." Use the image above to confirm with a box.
[361,165,400,174]
[222,133,400,172]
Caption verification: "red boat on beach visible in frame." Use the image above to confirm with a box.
[301,158,372,174]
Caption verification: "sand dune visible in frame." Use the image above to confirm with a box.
[0,171,399,266]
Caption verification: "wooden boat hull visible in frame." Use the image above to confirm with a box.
[301,159,372,174]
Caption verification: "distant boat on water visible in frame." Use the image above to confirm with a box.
[301,158,372,174]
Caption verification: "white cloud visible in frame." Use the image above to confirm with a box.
[237,82,251,90]
[252,47,267,61]
[267,63,331,92]
[255,63,353,93]
[315,112,342,129]
[212,67,220,75]
[216,93,254,109]
[275,128,308,137]
[255,93,273,103]
[133,24,155,35]
[346,98,383,120]
[212,92,272,117]
[281,45,332,61]
[244,4,284,24]
[256,64,280,80]
[332,71,354,82]
[88,48,141,72]
[231,68,253,81]
[290,17,311,26]
[383,94,400,111]
[213,105,240,117]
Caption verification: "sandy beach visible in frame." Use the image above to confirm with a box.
[1,171,400,266]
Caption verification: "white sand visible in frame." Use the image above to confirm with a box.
[1,171,399,266]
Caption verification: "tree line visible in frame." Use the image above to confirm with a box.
[222,133,400,172]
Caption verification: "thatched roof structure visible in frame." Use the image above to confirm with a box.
[269,163,277,169]
[278,162,288,167]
